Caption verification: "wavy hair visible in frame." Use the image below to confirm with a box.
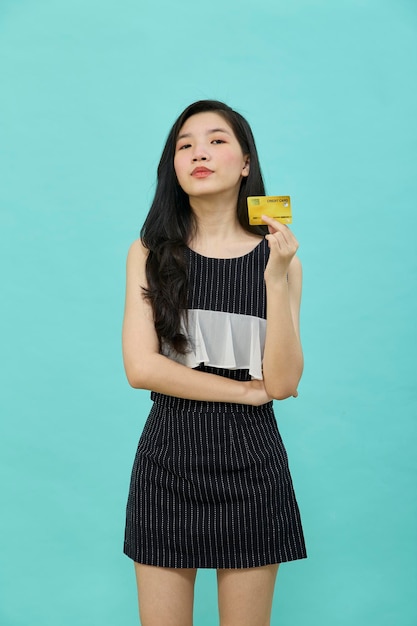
[141,100,267,353]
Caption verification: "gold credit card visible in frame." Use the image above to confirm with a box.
[247,196,292,225]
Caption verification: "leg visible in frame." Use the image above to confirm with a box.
[217,564,279,626]
[134,562,197,626]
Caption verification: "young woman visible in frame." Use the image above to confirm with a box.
[122,100,306,626]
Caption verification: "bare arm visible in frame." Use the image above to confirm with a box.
[261,216,304,400]
[122,240,270,406]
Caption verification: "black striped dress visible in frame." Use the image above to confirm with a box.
[123,239,307,568]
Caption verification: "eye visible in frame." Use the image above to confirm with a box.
[177,143,191,151]
[212,139,225,145]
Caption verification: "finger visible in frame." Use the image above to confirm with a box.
[265,233,283,250]
[261,214,290,232]
[262,216,293,244]
[264,221,298,252]
[266,235,299,263]
[266,231,290,250]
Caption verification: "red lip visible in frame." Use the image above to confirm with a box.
[191,166,214,178]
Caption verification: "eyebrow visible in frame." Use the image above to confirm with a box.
[176,127,232,141]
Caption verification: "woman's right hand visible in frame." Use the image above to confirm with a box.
[245,379,272,406]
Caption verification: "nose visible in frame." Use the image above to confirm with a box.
[192,145,210,162]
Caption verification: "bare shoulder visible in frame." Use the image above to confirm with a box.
[126,239,149,275]
[127,238,148,263]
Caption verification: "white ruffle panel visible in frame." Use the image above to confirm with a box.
[162,309,267,380]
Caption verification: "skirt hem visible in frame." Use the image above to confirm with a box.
[123,544,307,569]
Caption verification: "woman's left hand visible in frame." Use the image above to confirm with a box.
[262,214,299,284]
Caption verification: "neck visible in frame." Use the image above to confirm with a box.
[187,194,261,258]
[189,193,241,240]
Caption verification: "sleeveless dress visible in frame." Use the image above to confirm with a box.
[123,239,307,568]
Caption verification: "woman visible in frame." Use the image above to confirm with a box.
[122,100,306,626]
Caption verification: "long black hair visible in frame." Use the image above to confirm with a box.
[141,100,267,353]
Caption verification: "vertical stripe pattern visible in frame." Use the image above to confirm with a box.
[124,239,307,568]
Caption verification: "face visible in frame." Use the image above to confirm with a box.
[173,111,250,200]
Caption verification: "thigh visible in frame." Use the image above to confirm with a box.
[217,564,279,626]
[134,562,197,626]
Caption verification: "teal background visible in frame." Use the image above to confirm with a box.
[1,0,416,624]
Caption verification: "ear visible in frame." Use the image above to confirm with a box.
[242,155,250,177]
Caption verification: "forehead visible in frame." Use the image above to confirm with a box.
[177,111,235,137]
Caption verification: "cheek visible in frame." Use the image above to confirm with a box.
[173,155,184,180]
[223,150,245,169]
[173,156,190,191]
